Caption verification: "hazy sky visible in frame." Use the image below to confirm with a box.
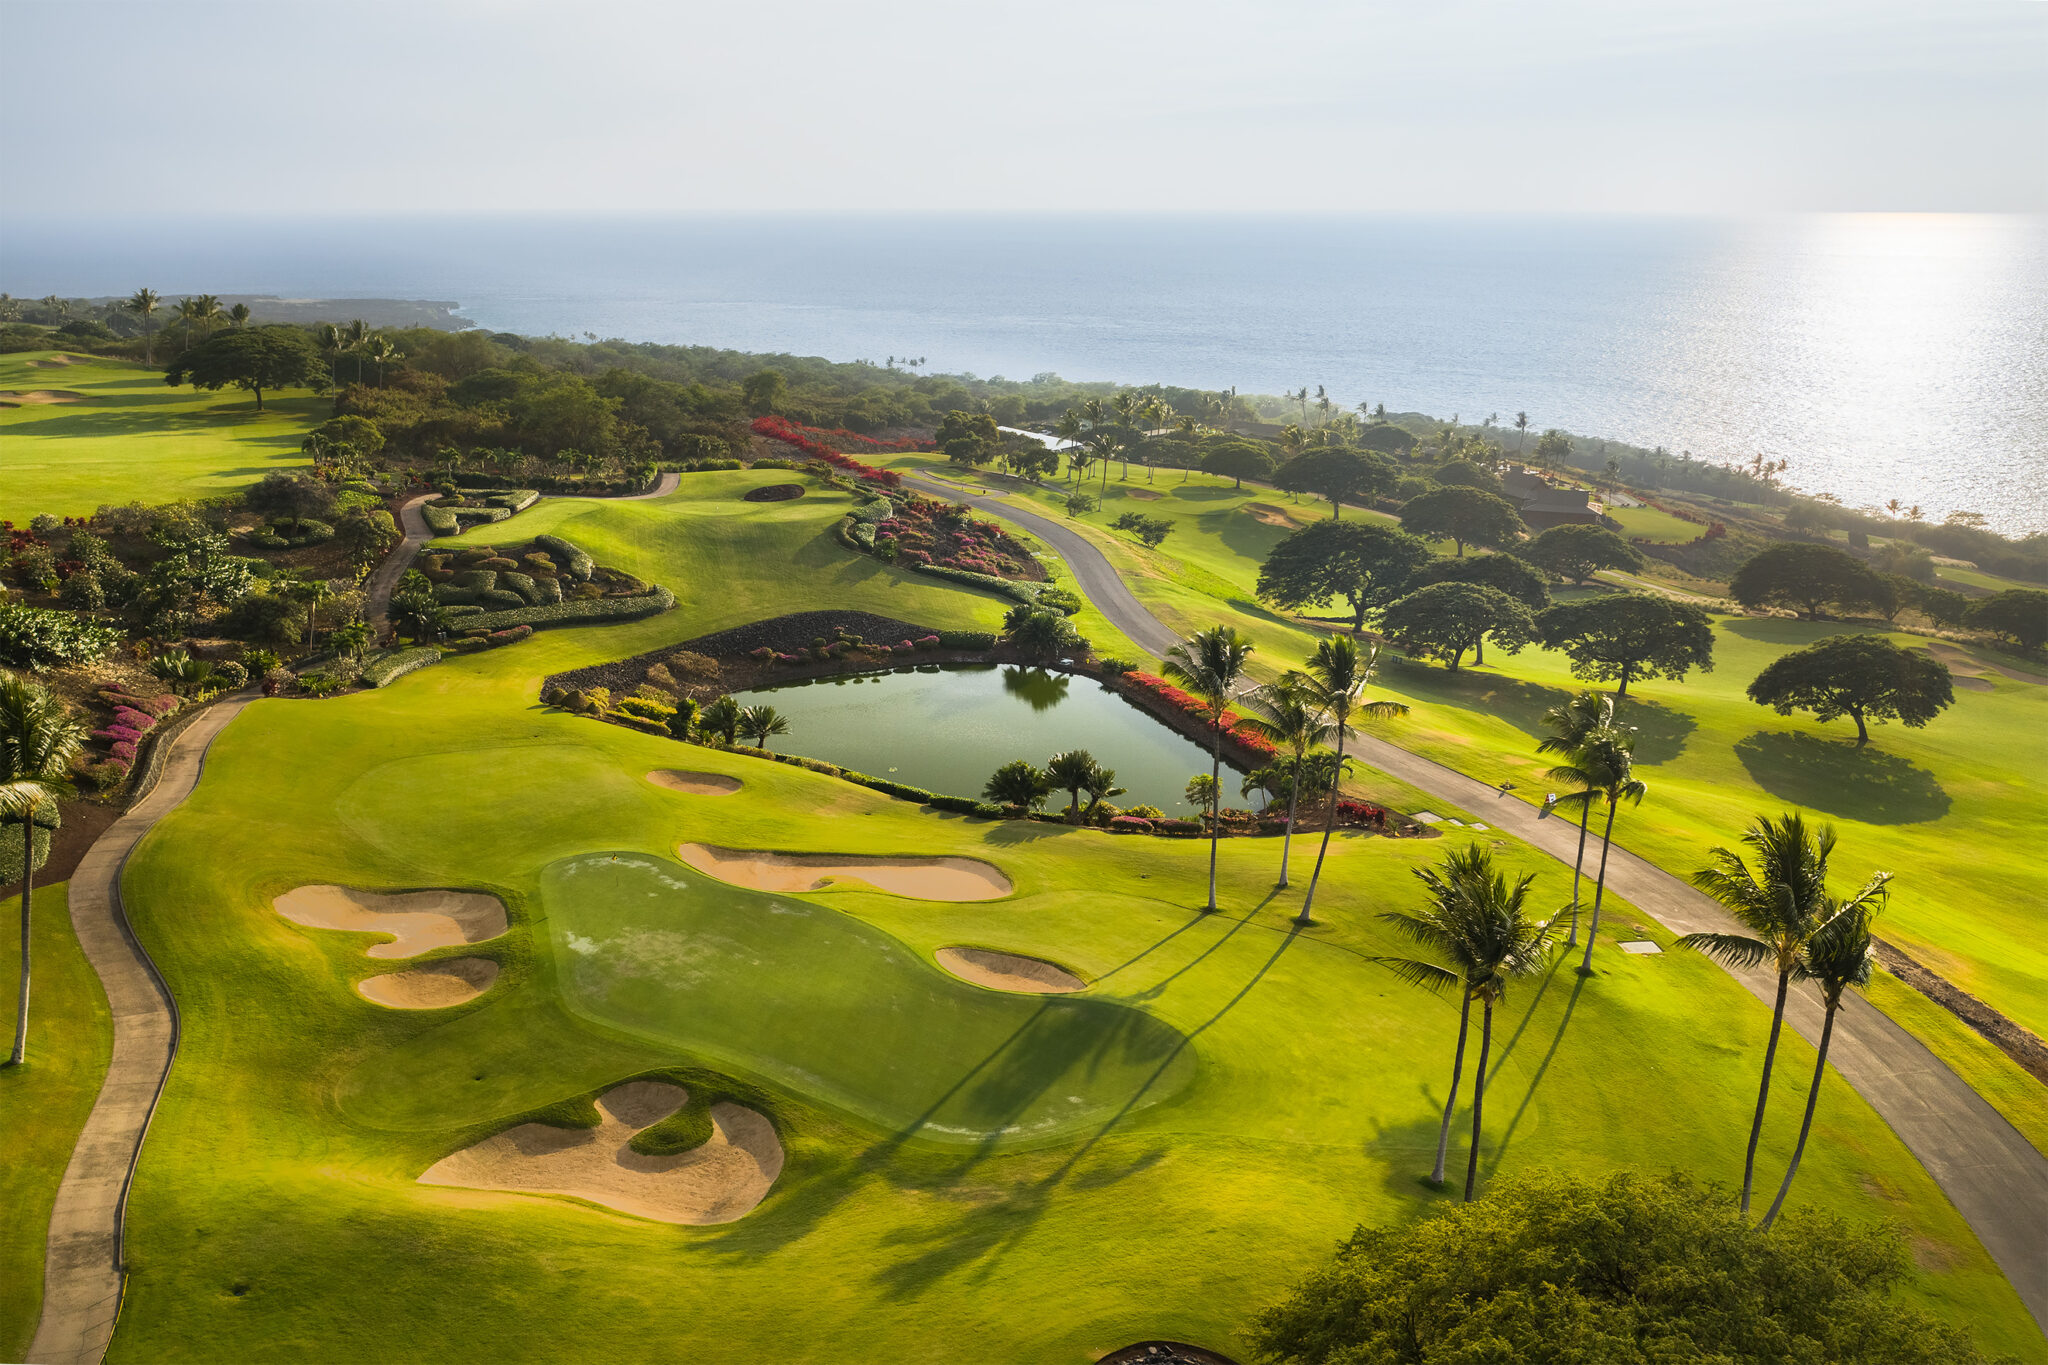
[3,0,2043,215]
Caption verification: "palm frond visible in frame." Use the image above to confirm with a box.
[1366,956,1462,995]
[1674,931,1773,969]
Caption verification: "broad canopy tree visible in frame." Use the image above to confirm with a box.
[1257,520,1433,632]
[1407,551,1551,611]
[1398,485,1526,557]
[1201,440,1276,489]
[163,326,322,410]
[1380,582,1538,672]
[1729,542,1897,619]
[1524,523,1645,585]
[935,410,1001,467]
[1538,593,1715,696]
[1273,446,1397,518]
[1747,633,1954,745]
[1964,588,2048,650]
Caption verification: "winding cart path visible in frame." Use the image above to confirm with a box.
[918,473,2048,1333]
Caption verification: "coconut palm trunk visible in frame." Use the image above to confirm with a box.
[1432,990,1472,1184]
[1463,996,1494,1201]
[1298,726,1346,923]
[1204,716,1223,911]
[1578,795,1620,974]
[1738,967,1793,1213]
[1566,797,1591,945]
[1278,756,1301,890]
[1759,999,1834,1228]
[11,815,31,1064]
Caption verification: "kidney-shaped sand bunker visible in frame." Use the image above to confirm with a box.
[676,842,1011,901]
[358,957,500,1009]
[646,769,743,795]
[937,947,1086,994]
[419,1081,784,1224]
[274,884,508,959]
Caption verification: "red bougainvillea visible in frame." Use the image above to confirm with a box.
[751,416,912,487]
[1122,672,1280,759]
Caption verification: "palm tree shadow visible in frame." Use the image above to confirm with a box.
[1732,730,1950,825]
[1486,971,1589,1173]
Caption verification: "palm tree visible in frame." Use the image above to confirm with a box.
[1560,727,1646,975]
[1291,635,1408,924]
[228,302,251,329]
[2,673,87,1065]
[1081,764,1126,818]
[175,296,201,346]
[1235,677,1333,890]
[331,618,374,660]
[982,760,1050,812]
[1162,625,1256,912]
[1759,893,1884,1230]
[1045,749,1100,822]
[700,696,742,746]
[1535,690,1618,945]
[316,322,344,391]
[126,288,161,362]
[341,319,369,384]
[191,294,223,338]
[1513,412,1529,454]
[284,578,336,646]
[1373,844,1553,1199]
[737,704,790,749]
[1676,814,1886,1214]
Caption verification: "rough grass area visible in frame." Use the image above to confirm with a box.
[0,351,323,517]
[0,884,114,1360]
[75,478,2037,1361]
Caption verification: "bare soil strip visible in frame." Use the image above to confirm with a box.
[419,1081,784,1224]
[676,842,1012,901]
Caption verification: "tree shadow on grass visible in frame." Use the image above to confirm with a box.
[1381,656,1698,763]
[1733,730,1951,825]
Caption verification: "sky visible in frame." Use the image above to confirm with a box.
[1,0,2043,215]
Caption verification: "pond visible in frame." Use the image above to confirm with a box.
[731,664,1231,814]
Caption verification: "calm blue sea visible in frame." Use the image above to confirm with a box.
[5,214,2044,534]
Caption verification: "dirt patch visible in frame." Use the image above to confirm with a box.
[0,389,83,405]
[1873,938,2048,1084]
[742,483,804,503]
[26,354,87,367]
[646,769,743,795]
[1924,641,2046,685]
[274,884,508,958]
[358,956,499,1008]
[937,946,1084,993]
[31,798,122,887]
[676,842,1011,901]
[419,1081,784,1224]
[1244,502,1297,527]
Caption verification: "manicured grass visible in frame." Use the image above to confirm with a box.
[0,351,322,518]
[0,883,115,1361]
[1605,502,1704,544]
[962,464,2048,1069]
[93,483,2039,1360]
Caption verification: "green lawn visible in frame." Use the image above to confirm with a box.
[0,351,323,519]
[901,461,2048,1141]
[0,883,115,1361]
[1605,502,1705,544]
[79,480,2038,1360]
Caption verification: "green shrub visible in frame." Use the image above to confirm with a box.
[935,630,997,650]
[1036,585,1083,615]
[487,490,540,512]
[420,504,460,535]
[499,570,542,604]
[925,793,995,816]
[0,603,124,669]
[450,569,498,591]
[973,801,1007,819]
[535,534,595,580]
[458,585,676,633]
[907,560,1045,606]
[616,695,676,721]
[360,647,441,688]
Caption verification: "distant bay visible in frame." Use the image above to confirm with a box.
[4,213,2043,535]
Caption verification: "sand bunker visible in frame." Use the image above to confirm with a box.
[1925,641,2043,686]
[27,354,85,367]
[274,884,508,959]
[358,957,499,1008]
[0,389,82,405]
[937,947,1085,994]
[419,1081,783,1224]
[676,842,1012,901]
[646,769,743,795]
[1244,502,1297,527]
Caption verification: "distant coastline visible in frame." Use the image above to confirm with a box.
[53,295,476,331]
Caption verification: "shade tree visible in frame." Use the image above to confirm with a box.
[1379,582,1538,671]
[1398,485,1526,557]
[1200,440,1276,489]
[1746,634,1954,745]
[1256,520,1433,632]
[1523,523,1645,585]
[1964,588,2048,650]
[1729,542,1897,619]
[935,410,1001,467]
[1405,551,1550,611]
[1273,446,1398,518]
[1537,593,1715,696]
[163,326,323,411]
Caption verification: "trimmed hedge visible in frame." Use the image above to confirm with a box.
[536,533,595,581]
[906,559,1047,607]
[460,585,676,633]
[361,647,441,688]
[935,630,997,650]
[420,503,460,535]
[487,490,540,512]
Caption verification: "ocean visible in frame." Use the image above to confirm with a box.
[4,213,2043,535]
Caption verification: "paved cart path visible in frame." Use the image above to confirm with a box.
[29,697,254,1365]
[916,472,2048,1333]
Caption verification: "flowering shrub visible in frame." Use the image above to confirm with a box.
[112,706,158,733]
[94,723,147,746]
[1122,673,1281,759]
[750,415,934,456]
[110,739,138,763]
[751,416,906,487]
[1109,815,1154,833]
[1337,799,1390,829]
[916,634,940,648]
[869,495,1038,579]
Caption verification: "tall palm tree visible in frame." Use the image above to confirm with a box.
[1557,727,1646,975]
[1291,635,1407,924]
[1235,678,1333,890]
[175,296,201,346]
[1162,626,1256,912]
[1081,764,1126,818]
[1045,749,1101,821]
[1535,690,1618,946]
[126,287,161,362]
[737,704,789,749]
[316,322,344,391]
[285,578,336,646]
[191,293,223,337]
[1676,814,1884,1214]
[1373,844,1553,1199]
[2,673,87,1065]
[341,319,370,384]
[1759,893,1884,1230]
[228,302,251,329]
